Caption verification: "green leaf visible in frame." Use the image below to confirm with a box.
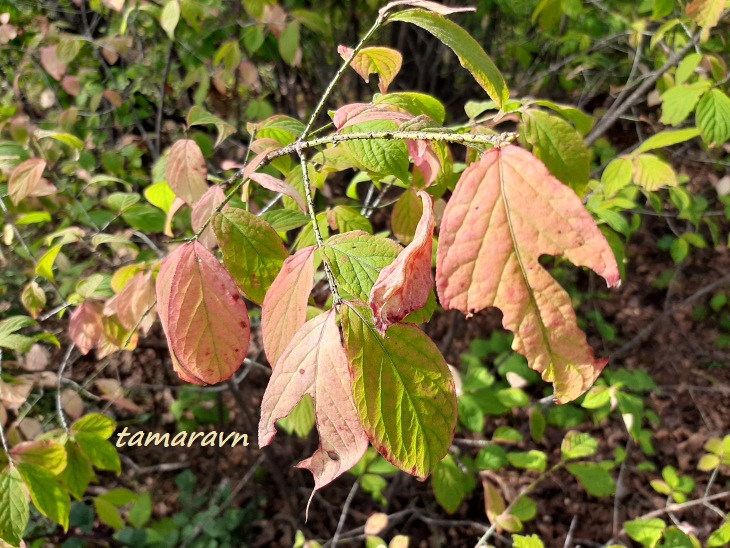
[512,534,544,548]
[36,244,62,283]
[493,426,523,444]
[510,496,537,522]
[342,303,457,478]
[279,21,300,66]
[260,209,310,232]
[652,0,675,19]
[660,82,710,126]
[16,211,52,225]
[392,187,423,245]
[532,100,595,135]
[34,130,84,151]
[121,204,166,233]
[522,109,590,193]
[432,455,468,513]
[72,413,116,439]
[93,498,125,530]
[601,157,634,197]
[0,316,36,352]
[635,128,700,153]
[696,89,730,146]
[256,115,304,146]
[98,488,137,507]
[675,53,702,85]
[59,441,95,500]
[496,388,529,408]
[375,92,446,124]
[475,445,508,471]
[566,462,616,497]
[0,466,29,547]
[187,106,236,148]
[321,231,401,300]
[560,431,598,460]
[18,463,70,530]
[331,205,373,234]
[127,492,152,528]
[342,119,410,182]
[624,518,666,548]
[389,9,509,108]
[212,207,288,304]
[276,395,315,439]
[160,0,180,39]
[661,527,695,547]
[507,451,547,472]
[708,521,730,547]
[13,440,67,475]
[670,237,689,264]
[633,154,677,191]
[75,433,121,473]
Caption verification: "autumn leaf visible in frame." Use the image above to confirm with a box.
[686,0,724,29]
[40,45,67,81]
[165,139,208,205]
[69,302,103,355]
[436,145,620,403]
[259,310,368,516]
[370,190,434,333]
[191,185,225,249]
[104,271,156,335]
[338,46,403,94]
[342,303,457,478]
[262,246,316,368]
[9,158,56,206]
[249,172,307,213]
[156,241,250,385]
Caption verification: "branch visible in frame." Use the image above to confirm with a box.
[586,32,701,146]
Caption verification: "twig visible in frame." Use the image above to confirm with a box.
[156,41,175,154]
[331,481,359,548]
[586,32,701,146]
[564,515,578,548]
[56,345,76,432]
[623,490,730,522]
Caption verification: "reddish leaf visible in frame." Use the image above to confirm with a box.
[9,159,54,206]
[338,46,403,94]
[333,103,413,130]
[164,197,186,238]
[156,241,250,385]
[69,302,103,355]
[191,185,225,249]
[370,190,434,333]
[436,146,620,403]
[105,272,156,335]
[406,140,441,184]
[259,310,368,516]
[165,139,208,205]
[249,172,307,213]
[262,246,316,368]
[40,45,67,81]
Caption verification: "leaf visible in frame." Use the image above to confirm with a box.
[432,455,469,513]
[59,441,94,500]
[338,46,403,94]
[260,209,310,232]
[389,9,509,108]
[507,450,547,472]
[191,185,225,249]
[522,109,590,193]
[633,154,677,191]
[160,0,180,39]
[696,89,730,146]
[341,119,411,182]
[127,492,152,528]
[69,302,103,355]
[331,206,373,234]
[144,182,177,213]
[0,466,29,547]
[370,190,434,333]
[660,82,710,126]
[187,106,236,148]
[94,498,124,530]
[76,434,120,473]
[566,462,616,497]
[321,231,402,300]
[560,431,598,460]
[375,92,446,124]
[40,45,67,81]
[249,172,307,213]
[156,241,250,385]
[436,146,620,403]
[624,518,666,547]
[262,246,316,368]
[675,53,702,85]
[512,536,544,548]
[34,130,84,151]
[635,128,701,153]
[17,463,70,530]
[392,187,423,245]
[342,303,457,478]
[686,0,724,28]
[601,157,634,197]
[258,310,368,516]
[165,139,208,205]
[379,0,475,16]
[532,99,595,135]
[72,413,116,439]
[12,440,67,475]
[212,207,289,304]
[278,21,300,66]
[8,158,52,206]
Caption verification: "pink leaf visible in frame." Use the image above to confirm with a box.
[164,197,186,238]
[406,140,441,185]
[40,45,67,81]
[105,272,157,334]
[337,46,403,94]
[261,246,316,368]
[69,302,103,355]
[436,146,620,403]
[165,139,208,205]
[259,310,368,517]
[156,241,250,385]
[249,172,307,213]
[370,191,434,333]
[191,185,225,249]
[379,0,476,16]
[8,159,52,206]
